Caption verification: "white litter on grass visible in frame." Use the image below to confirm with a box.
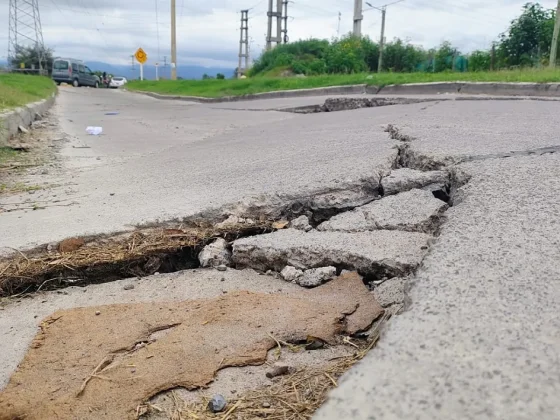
[86,126,103,135]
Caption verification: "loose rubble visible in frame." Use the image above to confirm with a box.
[233,228,430,277]
[299,266,337,287]
[198,238,232,268]
[281,265,337,287]
[207,395,227,413]
[290,215,313,232]
[281,265,304,282]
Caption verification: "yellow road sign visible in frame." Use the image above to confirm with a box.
[135,48,147,64]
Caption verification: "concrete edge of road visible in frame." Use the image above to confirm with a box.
[0,94,56,147]
[133,81,560,103]
[136,84,369,103]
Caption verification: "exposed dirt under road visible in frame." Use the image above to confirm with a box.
[0,273,382,420]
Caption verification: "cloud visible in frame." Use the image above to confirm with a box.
[0,0,558,67]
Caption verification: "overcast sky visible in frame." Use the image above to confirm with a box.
[1,0,557,68]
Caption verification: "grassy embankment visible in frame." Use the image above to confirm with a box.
[0,73,55,169]
[0,73,56,112]
[127,68,560,98]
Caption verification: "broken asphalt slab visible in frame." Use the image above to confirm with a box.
[317,189,448,233]
[232,228,431,277]
[381,168,448,196]
[315,153,560,420]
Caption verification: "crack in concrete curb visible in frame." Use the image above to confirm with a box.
[132,82,560,105]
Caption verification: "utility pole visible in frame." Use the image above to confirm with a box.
[238,10,249,78]
[130,55,135,70]
[266,0,282,50]
[163,55,168,78]
[490,44,495,71]
[171,0,177,80]
[364,1,404,72]
[378,6,386,72]
[281,0,289,43]
[276,0,282,45]
[353,0,363,37]
[337,12,342,38]
[550,0,560,68]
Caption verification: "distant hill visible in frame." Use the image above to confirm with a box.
[0,59,234,80]
[85,61,235,80]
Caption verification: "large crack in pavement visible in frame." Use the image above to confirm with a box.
[0,118,470,419]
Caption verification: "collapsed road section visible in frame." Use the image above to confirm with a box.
[0,123,462,419]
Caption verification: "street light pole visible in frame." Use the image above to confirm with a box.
[378,6,386,73]
[364,0,404,73]
[171,0,177,80]
[550,0,560,68]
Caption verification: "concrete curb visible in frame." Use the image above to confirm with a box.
[0,94,56,146]
[134,81,560,104]
[137,84,370,103]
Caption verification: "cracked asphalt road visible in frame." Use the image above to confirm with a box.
[1,88,402,251]
[1,87,559,420]
[4,89,558,253]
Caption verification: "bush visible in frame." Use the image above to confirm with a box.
[383,39,428,72]
[468,50,491,71]
[324,35,368,74]
[249,39,330,76]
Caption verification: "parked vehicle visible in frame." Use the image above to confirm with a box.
[52,58,100,88]
[109,77,127,89]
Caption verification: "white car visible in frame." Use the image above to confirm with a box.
[109,77,127,88]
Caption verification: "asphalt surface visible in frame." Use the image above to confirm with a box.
[1,88,560,419]
[0,88,400,251]
[2,89,559,252]
[316,154,560,420]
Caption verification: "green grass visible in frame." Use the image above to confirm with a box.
[0,73,56,111]
[0,147,19,164]
[128,68,560,98]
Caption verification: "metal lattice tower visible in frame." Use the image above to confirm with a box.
[8,0,46,71]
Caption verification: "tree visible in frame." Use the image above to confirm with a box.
[216,73,225,79]
[382,38,427,72]
[497,2,555,68]
[10,44,54,75]
[434,41,460,72]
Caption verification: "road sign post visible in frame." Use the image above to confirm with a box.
[134,48,148,81]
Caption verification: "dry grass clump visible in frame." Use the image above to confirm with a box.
[140,312,392,420]
[0,221,272,297]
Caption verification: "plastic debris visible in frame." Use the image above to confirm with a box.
[86,126,103,135]
[207,394,227,413]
